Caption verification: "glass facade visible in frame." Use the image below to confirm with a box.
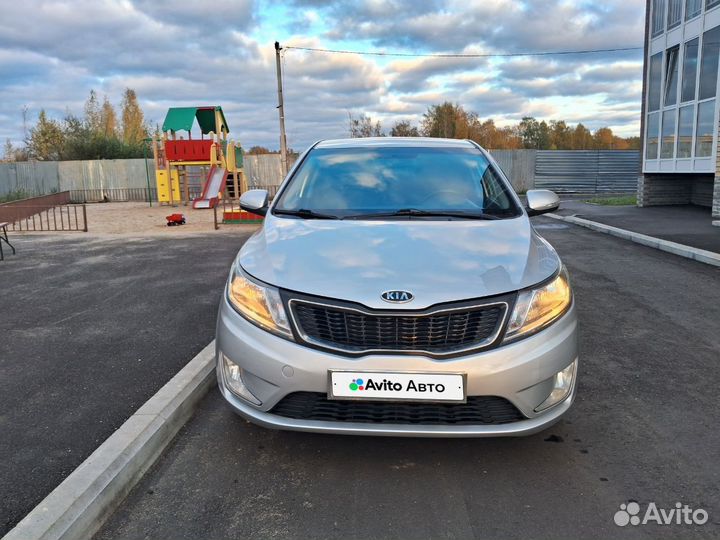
[681,38,699,102]
[647,112,660,159]
[695,101,715,156]
[699,26,720,100]
[677,105,694,157]
[661,110,677,158]
[664,46,680,106]
[668,0,683,27]
[653,0,667,36]
[648,53,663,111]
[645,0,720,168]
[686,0,702,19]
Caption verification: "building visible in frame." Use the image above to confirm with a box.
[639,0,720,221]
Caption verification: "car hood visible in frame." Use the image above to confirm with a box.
[238,215,560,310]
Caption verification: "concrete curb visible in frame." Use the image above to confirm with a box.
[546,213,720,267]
[3,341,216,540]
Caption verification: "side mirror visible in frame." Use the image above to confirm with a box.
[526,189,560,216]
[239,189,269,216]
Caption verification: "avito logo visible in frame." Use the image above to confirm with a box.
[348,377,445,393]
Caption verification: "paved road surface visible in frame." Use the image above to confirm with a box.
[95,218,720,539]
[0,231,252,535]
[555,201,719,253]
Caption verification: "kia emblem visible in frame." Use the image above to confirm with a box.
[381,290,414,303]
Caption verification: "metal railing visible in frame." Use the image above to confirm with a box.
[3,204,88,232]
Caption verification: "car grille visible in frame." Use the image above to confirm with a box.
[270,392,524,425]
[289,300,506,355]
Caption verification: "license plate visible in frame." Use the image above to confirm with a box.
[329,371,466,403]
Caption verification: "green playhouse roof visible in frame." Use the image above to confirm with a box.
[161,106,228,134]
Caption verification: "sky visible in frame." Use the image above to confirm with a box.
[0,0,646,152]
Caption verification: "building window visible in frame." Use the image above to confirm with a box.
[653,0,667,36]
[699,26,720,100]
[677,105,694,157]
[686,0,702,19]
[646,112,660,159]
[664,46,680,106]
[648,52,663,111]
[707,0,720,11]
[668,0,682,28]
[681,38,699,102]
[695,101,715,156]
[661,110,676,158]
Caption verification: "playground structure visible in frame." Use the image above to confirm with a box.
[151,106,246,209]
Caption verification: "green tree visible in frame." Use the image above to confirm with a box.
[622,136,641,150]
[246,146,274,154]
[120,88,147,145]
[421,102,466,138]
[550,120,572,150]
[518,117,552,149]
[390,120,420,137]
[27,110,65,160]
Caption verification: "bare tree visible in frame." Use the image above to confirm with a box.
[348,112,383,137]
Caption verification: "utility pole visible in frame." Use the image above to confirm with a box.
[275,41,289,177]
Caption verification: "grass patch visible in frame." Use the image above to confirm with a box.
[585,195,637,206]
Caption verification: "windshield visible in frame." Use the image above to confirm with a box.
[273,146,522,219]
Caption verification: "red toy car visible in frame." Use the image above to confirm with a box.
[166,213,186,226]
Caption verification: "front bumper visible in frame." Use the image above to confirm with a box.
[216,296,578,437]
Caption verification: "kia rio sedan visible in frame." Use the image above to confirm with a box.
[216,137,577,437]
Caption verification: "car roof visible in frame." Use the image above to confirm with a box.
[314,137,479,150]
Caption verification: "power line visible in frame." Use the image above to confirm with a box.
[284,45,642,58]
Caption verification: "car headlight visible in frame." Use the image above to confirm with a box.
[504,266,572,340]
[227,266,293,339]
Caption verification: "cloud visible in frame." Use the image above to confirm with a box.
[0,0,645,148]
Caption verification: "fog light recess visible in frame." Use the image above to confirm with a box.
[534,359,577,412]
[222,353,262,405]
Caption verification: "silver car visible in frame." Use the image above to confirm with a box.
[216,137,577,437]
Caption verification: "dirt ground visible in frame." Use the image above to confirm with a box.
[13,202,258,237]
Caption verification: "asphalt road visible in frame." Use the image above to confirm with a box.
[0,230,252,535]
[94,218,720,540]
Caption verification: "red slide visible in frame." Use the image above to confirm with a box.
[192,166,227,209]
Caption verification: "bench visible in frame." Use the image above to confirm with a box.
[0,222,15,261]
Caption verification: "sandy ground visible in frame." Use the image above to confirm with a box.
[11,202,259,237]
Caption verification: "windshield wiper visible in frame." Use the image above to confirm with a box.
[343,208,502,220]
[273,208,340,220]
